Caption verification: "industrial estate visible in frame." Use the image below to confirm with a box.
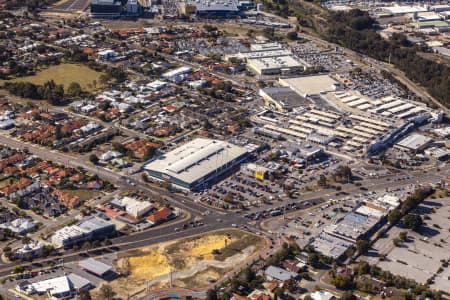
[0,0,448,299]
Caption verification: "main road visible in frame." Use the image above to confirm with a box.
[0,133,448,277]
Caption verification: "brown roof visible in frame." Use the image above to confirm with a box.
[147,207,172,223]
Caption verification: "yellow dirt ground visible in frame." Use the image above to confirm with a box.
[184,235,231,260]
[129,244,171,279]
[106,230,264,298]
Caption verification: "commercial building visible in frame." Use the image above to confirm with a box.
[324,212,381,243]
[431,4,450,12]
[241,163,272,180]
[394,133,432,152]
[382,5,427,16]
[161,66,192,83]
[250,42,283,52]
[309,232,352,259]
[247,56,304,76]
[51,216,116,248]
[144,138,249,191]
[126,0,140,15]
[27,274,91,299]
[227,42,307,76]
[147,207,174,225]
[279,75,342,97]
[311,291,336,300]
[181,0,240,16]
[90,0,122,18]
[79,258,113,277]
[365,194,400,212]
[424,147,450,161]
[0,218,36,235]
[259,86,311,112]
[109,196,153,218]
[14,241,44,259]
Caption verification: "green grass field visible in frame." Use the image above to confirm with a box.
[1,64,103,92]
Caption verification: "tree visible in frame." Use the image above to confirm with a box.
[77,288,92,300]
[399,231,407,241]
[89,154,99,165]
[55,124,63,140]
[287,31,298,40]
[330,275,355,290]
[341,291,357,300]
[205,288,218,300]
[67,82,83,98]
[403,214,422,230]
[99,74,109,86]
[387,209,401,225]
[273,287,285,299]
[99,284,116,300]
[356,239,370,254]
[333,165,352,183]
[307,253,320,268]
[263,27,275,40]
[318,174,327,187]
[112,142,126,154]
[143,146,156,161]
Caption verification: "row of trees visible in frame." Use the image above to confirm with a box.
[3,80,89,104]
[387,187,433,225]
[3,80,65,105]
[325,9,449,107]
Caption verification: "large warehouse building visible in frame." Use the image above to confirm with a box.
[144,138,249,191]
[180,0,240,17]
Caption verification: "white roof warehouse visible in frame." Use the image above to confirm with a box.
[144,138,249,191]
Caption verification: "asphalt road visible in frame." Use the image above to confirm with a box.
[0,133,448,279]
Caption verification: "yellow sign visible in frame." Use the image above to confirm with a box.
[255,169,265,180]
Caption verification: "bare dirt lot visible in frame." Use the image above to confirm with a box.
[94,229,266,298]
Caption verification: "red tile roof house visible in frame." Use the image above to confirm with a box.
[0,153,26,169]
[0,177,33,197]
[84,180,103,190]
[147,207,173,226]
[52,189,81,208]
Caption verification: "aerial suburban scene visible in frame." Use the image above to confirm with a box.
[0,0,449,298]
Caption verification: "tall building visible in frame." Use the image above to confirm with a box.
[126,0,140,15]
[90,0,122,18]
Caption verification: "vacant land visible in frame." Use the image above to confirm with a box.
[0,178,14,188]
[105,230,266,298]
[0,64,103,92]
[61,189,101,202]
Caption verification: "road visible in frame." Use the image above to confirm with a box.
[0,132,449,290]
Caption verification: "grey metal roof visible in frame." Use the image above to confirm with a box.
[78,216,113,232]
[265,265,297,281]
[79,258,112,276]
[186,0,239,11]
[261,86,311,109]
[144,138,248,185]
[67,273,91,290]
